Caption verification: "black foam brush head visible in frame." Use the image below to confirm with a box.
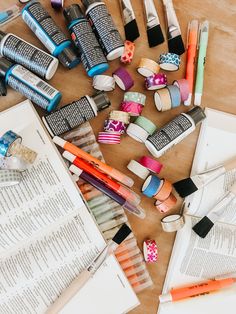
[147,24,165,48]
[168,35,185,55]
[125,20,140,42]
[192,216,214,238]
[173,178,198,198]
[112,223,132,245]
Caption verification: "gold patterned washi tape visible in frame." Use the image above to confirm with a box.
[9,142,37,164]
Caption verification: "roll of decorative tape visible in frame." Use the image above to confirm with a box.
[166,85,181,108]
[104,120,126,134]
[126,123,149,143]
[161,214,185,232]
[93,75,115,92]
[139,156,163,174]
[0,169,21,187]
[0,130,22,157]
[155,193,177,213]
[137,58,160,77]
[127,160,150,179]
[142,175,162,198]
[154,88,172,112]
[159,53,181,71]
[98,132,121,144]
[9,142,37,164]
[109,110,130,124]
[120,40,135,64]
[134,116,157,135]
[0,156,28,171]
[143,239,158,263]
[124,92,146,106]
[18,0,31,3]
[173,79,189,102]
[154,179,172,201]
[51,0,64,9]
[120,101,143,116]
[113,67,134,91]
[145,73,167,90]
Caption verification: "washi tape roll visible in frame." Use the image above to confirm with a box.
[145,73,167,90]
[127,160,150,180]
[155,193,177,213]
[120,40,135,64]
[154,178,172,201]
[93,75,115,92]
[120,101,143,116]
[98,132,121,144]
[9,142,37,164]
[0,156,28,171]
[159,53,181,71]
[139,156,163,174]
[137,58,160,77]
[51,0,64,9]
[104,120,127,134]
[154,88,172,112]
[124,92,146,106]
[143,239,158,263]
[0,169,21,187]
[0,130,22,157]
[173,79,189,102]
[18,0,31,3]
[134,116,157,135]
[161,214,185,232]
[142,175,162,198]
[166,85,181,108]
[113,67,134,91]
[126,123,149,143]
[109,110,130,124]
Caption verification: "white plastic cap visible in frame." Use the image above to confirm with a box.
[194,93,202,106]
[159,293,172,303]
[53,136,66,148]
[69,165,83,177]
[184,93,192,106]
[62,150,76,162]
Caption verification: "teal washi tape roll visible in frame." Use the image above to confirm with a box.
[166,85,181,108]
[142,175,162,198]
[0,130,22,157]
[124,92,146,106]
[159,53,181,71]
[134,116,157,135]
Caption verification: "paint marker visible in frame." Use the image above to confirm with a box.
[53,136,134,187]
[95,208,124,224]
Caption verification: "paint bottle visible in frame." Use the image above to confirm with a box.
[21,0,80,69]
[0,31,59,80]
[82,0,124,61]
[0,57,61,112]
[42,91,111,136]
[63,4,109,77]
[145,106,206,157]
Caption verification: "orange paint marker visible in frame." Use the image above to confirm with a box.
[159,278,236,303]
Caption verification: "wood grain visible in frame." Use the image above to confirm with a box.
[0,1,236,313]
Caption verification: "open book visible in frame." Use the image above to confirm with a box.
[158,108,236,314]
[0,100,139,314]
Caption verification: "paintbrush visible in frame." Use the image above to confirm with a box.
[143,0,164,48]
[120,0,140,42]
[173,158,236,198]
[45,223,132,314]
[162,0,185,55]
[192,182,236,238]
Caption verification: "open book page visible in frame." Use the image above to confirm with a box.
[185,108,236,223]
[0,101,139,314]
[158,215,236,314]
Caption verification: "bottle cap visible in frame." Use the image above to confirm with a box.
[58,46,80,69]
[82,0,98,9]
[0,57,14,78]
[63,4,84,24]
[187,106,206,125]
[92,91,111,111]
[0,31,6,42]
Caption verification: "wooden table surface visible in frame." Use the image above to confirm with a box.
[1,1,236,313]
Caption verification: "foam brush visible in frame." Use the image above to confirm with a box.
[143,0,164,47]
[120,0,140,42]
[162,0,185,55]
[173,158,236,198]
[192,182,236,238]
[45,223,132,314]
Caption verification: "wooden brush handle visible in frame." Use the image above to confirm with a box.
[45,270,91,314]
[224,158,236,171]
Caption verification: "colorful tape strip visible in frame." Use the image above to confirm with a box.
[173,79,189,102]
[154,178,172,201]
[161,214,185,232]
[104,120,127,134]
[113,67,134,91]
[109,110,130,124]
[93,75,115,92]
[155,193,177,213]
[0,156,28,171]
[145,73,167,90]
[9,142,37,164]
[139,156,163,174]
[98,132,121,145]
[159,53,181,71]
[143,239,158,263]
[120,101,143,116]
[134,116,157,135]
[142,175,162,198]
[126,123,149,143]
[120,40,135,64]
[124,92,146,106]
[154,88,172,112]
[0,130,22,157]
[137,58,160,77]
[166,85,181,108]
[0,169,21,187]
[127,160,150,180]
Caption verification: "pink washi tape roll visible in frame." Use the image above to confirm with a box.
[113,67,134,91]
[104,120,127,134]
[173,79,189,102]
[145,73,167,90]
[120,101,143,116]
[98,132,121,144]
[139,156,163,174]
[120,40,135,64]
[155,193,177,213]
[143,239,158,263]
